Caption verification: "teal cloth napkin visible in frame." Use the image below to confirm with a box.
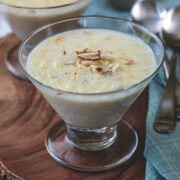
[145,55,180,180]
[84,0,180,179]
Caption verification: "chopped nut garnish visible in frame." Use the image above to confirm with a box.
[103,71,112,76]
[96,67,102,72]
[76,48,89,54]
[75,49,123,75]
[107,64,120,72]
[125,60,135,65]
[77,48,101,61]
[112,64,120,72]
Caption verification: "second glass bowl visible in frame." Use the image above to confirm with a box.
[0,0,92,79]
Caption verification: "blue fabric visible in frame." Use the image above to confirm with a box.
[84,0,129,18]
[84,0,180,179]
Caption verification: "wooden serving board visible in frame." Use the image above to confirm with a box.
[0,34,148,180]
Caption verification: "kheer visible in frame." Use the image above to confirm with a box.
[27,29,155,93]
[26,28,156,128]
[0,0,91,40]
[0,0,78,7]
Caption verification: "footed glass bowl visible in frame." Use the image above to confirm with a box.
[18,16,164,172]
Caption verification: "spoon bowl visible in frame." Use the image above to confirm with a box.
[131,0,170,79]
[130,0,167,34]
[161,6,180,52]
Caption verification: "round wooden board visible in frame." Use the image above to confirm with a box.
[0,34,148,180]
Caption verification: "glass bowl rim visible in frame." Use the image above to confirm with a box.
[18,15,164,96]
[0,0,89,9]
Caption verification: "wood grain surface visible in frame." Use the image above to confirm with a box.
[0,34,148,180]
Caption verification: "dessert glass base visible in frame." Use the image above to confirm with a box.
[5,43,28,80]
[46,120,138,172]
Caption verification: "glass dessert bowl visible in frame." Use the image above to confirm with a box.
[18,16,164,172]
[0,0,92,79]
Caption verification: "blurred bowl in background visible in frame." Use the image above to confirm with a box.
[0,0,92,40]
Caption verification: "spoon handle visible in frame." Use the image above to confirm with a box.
[175,77,180,120]
[163,53,170,79]
[153,53,177,133]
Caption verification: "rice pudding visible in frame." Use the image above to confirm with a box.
[27,29,155,128]
[28,29,155,92]
[0,0,79,7]
[0,0,91,40]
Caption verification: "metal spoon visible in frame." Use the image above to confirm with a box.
[130,0,167,34]
[154,6,180,133]
[153,53,177,133]
[130,0,170,79]
[161,6,180,121]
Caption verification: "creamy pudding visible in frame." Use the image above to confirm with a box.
[27,29,155,128]
[0,0,91,40]
[28,29,155,93]
[0,0,79,7]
